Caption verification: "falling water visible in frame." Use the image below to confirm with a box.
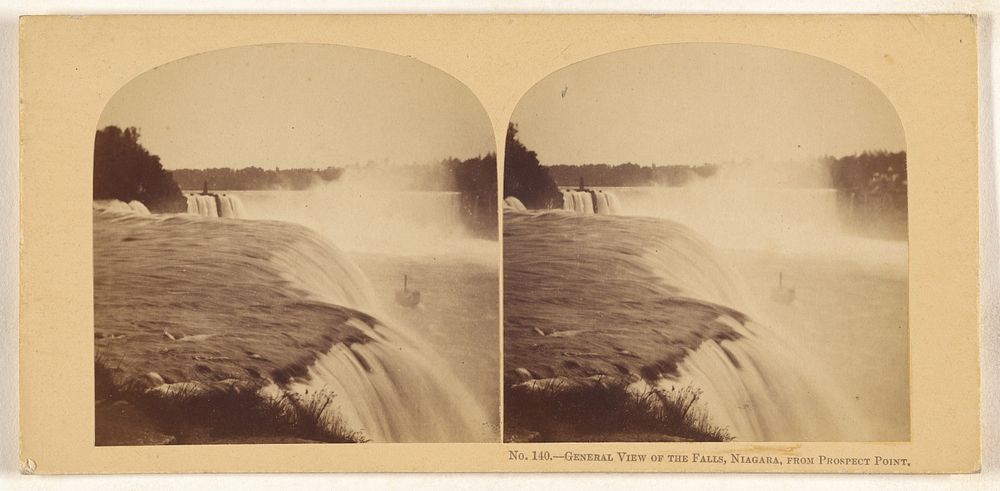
[559,189,620,215]
[95,207,492,442]
[93,199,151,215]
[503,196,527,211]
[186,193,245,219]
[504,209,905,441]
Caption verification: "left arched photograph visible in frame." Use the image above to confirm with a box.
[92,44,499,444]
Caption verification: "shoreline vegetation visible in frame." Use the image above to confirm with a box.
[94,125,499,238]
[505,377,732,443]
[503,122,907,238]
[95,355,366,445]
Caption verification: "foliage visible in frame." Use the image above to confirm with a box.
[823,150,907,193]
[442,153,498,239]
[504,377,732,442]
[503,124,563,209]
[93,126,186,212]
[172,166,344,191]
[95,357,365,444]
[547,162,719,187]
[823,150,907,238]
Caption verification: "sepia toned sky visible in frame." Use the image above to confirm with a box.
[512,43,906,166]
[98,44,495,170]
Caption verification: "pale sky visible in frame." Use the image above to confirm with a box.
[98,44,495,170]
[511,43,905,166]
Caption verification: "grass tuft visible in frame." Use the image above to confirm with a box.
[504,377,732,442]
[96,356,366,444]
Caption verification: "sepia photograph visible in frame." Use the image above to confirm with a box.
[91,43,499,444]
[503,43,909,443]
[15,14,983,475]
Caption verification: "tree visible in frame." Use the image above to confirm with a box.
[93,126,186,213]
[503,123,562,209]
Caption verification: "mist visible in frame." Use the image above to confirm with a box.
[233,166,493,259]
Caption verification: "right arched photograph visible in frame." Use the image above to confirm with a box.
[503,43,909,443]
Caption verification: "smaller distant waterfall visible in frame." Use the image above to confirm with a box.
[187,193,245,218]
[503,196,527,211]
[561,189,620,215]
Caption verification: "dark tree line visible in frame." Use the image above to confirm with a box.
[823,151,907,193]
[93,126,186,213]
[442,154,498,239]
[546,162,719,188]
[172,166,345,191]
[824,150,907,239]
[503,124,563,209]
[93,125,498,239]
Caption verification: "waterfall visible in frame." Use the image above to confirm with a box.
[95,210,491,442]
[560,189,620,215]
[594,193,609,215]
[504,211,879,441]
[126,200,151,215]
[264,225,491,442]
[218,196,234,218]
[204,196,218,218]
[662,318,871,441]
[186,193,245,219]
[503,196,527,211]
[94,199,151,215]
[289,318,489,442]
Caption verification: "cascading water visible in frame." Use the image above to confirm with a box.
[218,196,234,218]
[186,193,245,219]
[660,317,873,441]
[219,219,487,442]
[93,199,151,215]
[95,205,491,442]
[560,189,620,215]
[503,196,527,211]
[289,319,490,442]
[266,223,490,442]
[504,209,902,441]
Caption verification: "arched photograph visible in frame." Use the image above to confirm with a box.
[92,44,499,444]
[503,43,909,443]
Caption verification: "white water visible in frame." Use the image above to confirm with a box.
[503,196,527,211]
[506,174,908,441]
[186,193,245,218]
[93,199,151,215]
[230,186,491,259]
[289,318,491,442]
[661,318,875,441]
[611,186,906,268]
[231,187,494,442]
[605,182,909,441]
[559,189,621,215]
